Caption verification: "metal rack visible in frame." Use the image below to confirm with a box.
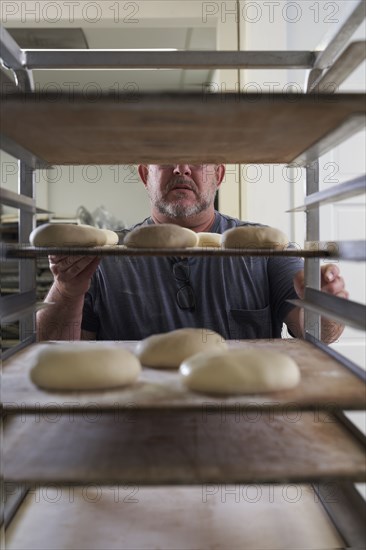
[1,1,366,547]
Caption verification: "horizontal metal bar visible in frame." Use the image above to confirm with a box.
[4,245,333,259]
[0,291,37,323]
[288,175,366,212]
[24,50,315,70]
[292,114,366,166]
[305,240,366,261]
[1,334,36,361]
[288,288,366,331]
[311,41,366,93]
[305,332,366,383]
[0,25,25,70]
[313,481,366,547]
[313,0,366,70]
[334,411,366,447]
[3,484,29,529]
[0,134,49,168]
[337,240,366,261]
[0,188,35,212]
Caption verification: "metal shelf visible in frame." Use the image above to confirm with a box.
[0,188,36,212]
[310,41,366,93]
[288,288,366,332]
[0,290,45,324]
[305,240,366,261]
[288,175,366,212]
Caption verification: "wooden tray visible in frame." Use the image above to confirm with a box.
[3,410,365,484]
[1,92,365,165]
[2,340,365,412]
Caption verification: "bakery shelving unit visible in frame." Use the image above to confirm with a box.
[1,1,366,547]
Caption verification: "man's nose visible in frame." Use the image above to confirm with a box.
[173,164,192,176]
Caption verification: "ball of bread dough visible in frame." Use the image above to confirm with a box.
[196,232,222,248]
[29,223,118,247]
[30,343,141,390]
[180,349,300,394]
[136,328,227,368]
[100,229,119,245]
[222,226,289,250]
[124,224,198,248]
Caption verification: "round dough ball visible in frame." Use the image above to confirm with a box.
[196,232,222,248]
[222,226,289,250]
[124,224,198,248]
[101,229,119,245]
[136,328,227,368]
[30,342,141,390]
[180,349,300,394]
[29,223,118,247]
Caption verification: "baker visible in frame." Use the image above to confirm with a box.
[37,164,348,343]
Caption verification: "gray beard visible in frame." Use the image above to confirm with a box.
[150,184,218,219]
[155,196,214,218]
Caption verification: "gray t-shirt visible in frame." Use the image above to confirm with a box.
[82,212,303,340]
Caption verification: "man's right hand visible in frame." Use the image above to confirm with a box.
[48,255,100,299]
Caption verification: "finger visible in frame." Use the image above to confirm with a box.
[53,256,99,278]
[49,254,95,265]
[322,276,346,295]
[48,255,69,263]
[48,255,85,271]
[62,256,99,275]
[77,257,101,280]
[321,263,340,283]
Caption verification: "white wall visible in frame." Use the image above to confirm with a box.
[46,164,149,227]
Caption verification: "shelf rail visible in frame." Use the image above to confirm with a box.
[307,0,366,92]
[288,175,366,212]
[24,50,315,70]
[311,41,366,93]
[288,288,366,332]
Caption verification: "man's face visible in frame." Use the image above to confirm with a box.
[141,164,223,218]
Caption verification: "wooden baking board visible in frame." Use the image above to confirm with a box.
[3,410,365,484]
[2,339,365,412]
[6,485,344,550]
[1,92,365,164]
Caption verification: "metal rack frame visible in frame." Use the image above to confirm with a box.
[1,1,365,546]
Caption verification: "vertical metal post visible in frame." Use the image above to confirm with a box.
[304,160,321,340]
[18,161,36,342]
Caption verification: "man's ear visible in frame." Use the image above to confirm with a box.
[216,164,226,188]
[138,165,149,187]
